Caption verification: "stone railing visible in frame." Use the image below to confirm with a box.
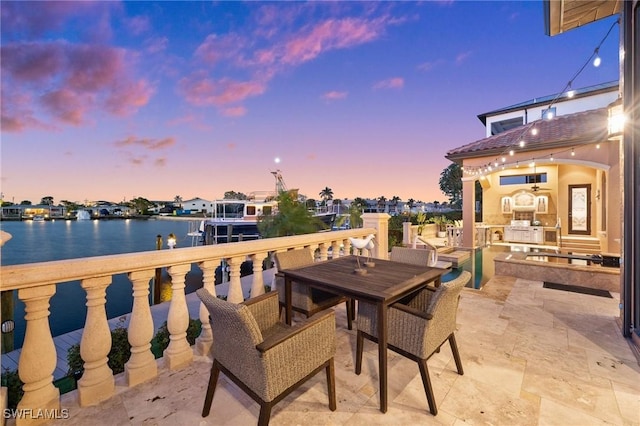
[0,219,387,425]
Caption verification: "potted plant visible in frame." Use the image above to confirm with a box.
[432,215,449,238]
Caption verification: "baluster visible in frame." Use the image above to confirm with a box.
[196,260,217,356]
[16,285,60,423]
[226,256,243,303]
[78,276,114,406]
[343,239,352,256]
[164,264,193,370]
[331,240,341,259]
[125,270,157,386]
[318,243,329,261]
[249,253,266,299]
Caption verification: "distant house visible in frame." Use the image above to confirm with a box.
[182,197,213,215]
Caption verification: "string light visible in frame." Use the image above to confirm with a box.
[459,18,619,178]
[593,48,601,67]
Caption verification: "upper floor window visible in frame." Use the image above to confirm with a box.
[500,173,547,186]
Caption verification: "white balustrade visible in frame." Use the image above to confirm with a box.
[0,225,384,416]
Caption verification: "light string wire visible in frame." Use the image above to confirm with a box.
[464,18,620,176]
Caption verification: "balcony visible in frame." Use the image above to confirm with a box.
[1,218,639,424]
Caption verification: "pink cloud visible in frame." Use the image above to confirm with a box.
[144,37,168,54]
[0,1,109,38]
[227,143,236,150]
[321,91,348,101]
[114,136,176,150]
[126,16,151,36]
[154,157,167,167]
[178,73,266,107]
[40,89,87,125]
[0,41,153,131]
[417,59,445,72]
[373,77,404,90]
[222,106,248,117]
[456,51,472,64]
[282,17,384,65]
[195,33,245,65]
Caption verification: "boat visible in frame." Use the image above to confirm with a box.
[202,171,336,244]
[32,215,45,222]
[76,210,91,220]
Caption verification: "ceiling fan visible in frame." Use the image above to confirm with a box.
[530,164,551,192]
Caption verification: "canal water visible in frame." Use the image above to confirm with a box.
[1,218,201,349]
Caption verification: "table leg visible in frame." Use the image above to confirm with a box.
[377,302,387,413]
[285,276,292,325]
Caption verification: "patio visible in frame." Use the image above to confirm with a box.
[48,275,640,425]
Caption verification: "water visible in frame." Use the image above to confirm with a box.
[1,219,201,348]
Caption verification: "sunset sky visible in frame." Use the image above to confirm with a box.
[1,1,620,205]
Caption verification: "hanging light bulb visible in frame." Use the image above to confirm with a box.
[529,160,535,168]
[571,148,575,156]
[593,48,601,67]
[596,143,601,149]
[531,127,538,136]
[566,81,575,98]
[519,140,525,148]
[509,150,514,156]
[550,154,554,161]
[516,161,520,168]
[501,157,506,162]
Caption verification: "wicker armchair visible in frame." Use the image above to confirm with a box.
[390,246,434,266]
[196,289,337,425]
[274,248,353,329]
[355,271,471,415]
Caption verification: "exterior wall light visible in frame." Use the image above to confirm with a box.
[608,97,625,138]
[1,319,15,334]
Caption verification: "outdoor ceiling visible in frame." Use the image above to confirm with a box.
[545,0,621,36]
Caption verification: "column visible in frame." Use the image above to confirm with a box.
[462,177,476,248]
[125,270,157,387]
[196,260,217,356]
[226,257,243,303]
[163,264,193,370]
[362,212,390,259]
[78,277,114,407]
[249,253,266,298]
[16,285,59,425]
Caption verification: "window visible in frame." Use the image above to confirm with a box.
[542,107,556,120]
[500,173,547,186]
[490,117,524,135]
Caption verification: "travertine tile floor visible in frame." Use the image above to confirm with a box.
[51,277,640,426]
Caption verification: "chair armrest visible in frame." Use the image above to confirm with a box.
[243,292,280,331]
[256,309,335,353]
[391,302,433,320]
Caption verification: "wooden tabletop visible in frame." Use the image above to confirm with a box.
[282,255,448,303]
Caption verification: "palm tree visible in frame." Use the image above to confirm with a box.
[390,195,401,214]
[407,198,416,213]
[377,196,387,213]
[319,187,334,206]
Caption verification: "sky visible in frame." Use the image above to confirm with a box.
[0,1,620,205]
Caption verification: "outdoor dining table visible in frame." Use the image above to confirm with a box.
[281,255,450,413]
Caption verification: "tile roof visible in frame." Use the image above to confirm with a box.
[447,107,608,161]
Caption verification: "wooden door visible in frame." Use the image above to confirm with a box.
[568,184,591,235]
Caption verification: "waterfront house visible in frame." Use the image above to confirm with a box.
[181,197,214,215]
